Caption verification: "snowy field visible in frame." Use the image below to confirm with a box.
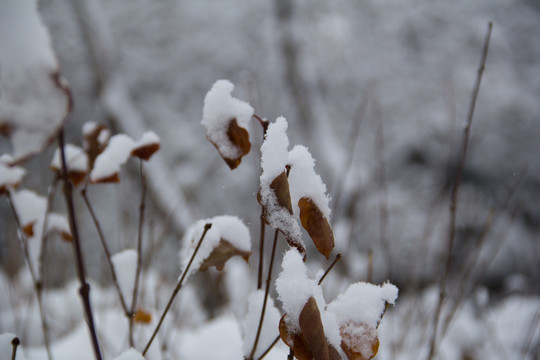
[1,0,539,359]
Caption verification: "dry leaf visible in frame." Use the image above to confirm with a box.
[208,118,251,169]
[339,322,379,360]
[279,315,313,360]
[133,308,152,324]
[83,123,109,170]
[90,172,120,184]
[22,222,35,237]
[199,238,250,272]
[299,197,335,258]
[270,171,293,214]
[131,143,160,161]
[299,297,331,360]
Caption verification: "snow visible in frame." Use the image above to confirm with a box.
[0,0,70,163]
[260,117,290,186]
[50,144,89,173]
[111,249,138,307]
[180,215,251,278]
[114,348,144,360]
[10,189,47,272]
[288,145,331,219]
[0,155,26,191]
[258,117,304,250]
[275,248,325,333]
[89,134,135,182]
[241,290,281,358]
[201,79,254,160]
[327,281,398,329]
[133,131,160,148]
[46,213,71,239]
[177,315,243,360]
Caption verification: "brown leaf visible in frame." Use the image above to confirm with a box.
[339,322,379,360]
[89,172,120,184]
[22,222,35,237]
[199,238,250,272]
[299,197,334,259]
[208,118,251,169]
[60,231,73,243]
[83,123,109,170]
[131,142,160,161]
[134,308,152,324]
[279,315,313,360]
[270,171,293,214]
[299,297,330,360]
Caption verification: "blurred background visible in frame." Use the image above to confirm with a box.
[1,0,539,359]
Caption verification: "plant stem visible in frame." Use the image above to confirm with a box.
[81,188,129,315]
[6,192,53,360]
[257,211,266,290]
[59,131,103,360]
[129,159,147,346]
[249,230,279,360]
[318,253,342,285]
[142,223,212,356]
[425,21,492,360]
[11,337,20,360]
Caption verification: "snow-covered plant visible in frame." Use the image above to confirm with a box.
[200,79,398,360]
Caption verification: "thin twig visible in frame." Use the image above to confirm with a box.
[143,223,212,356]
[373,90,392,279]
[59,131,103,360]
[425,21,492,360]
[6,192,53,360]
[318,253,342,285]
[81,188,129,315]
[11,337,20,360]
[129,159,147,346]
[257,212,266,290]
[248,230,279,360]
[331,89,369,218]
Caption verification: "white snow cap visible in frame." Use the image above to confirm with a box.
[201,79,254,159]
[260,117,290,186]
[50,144,89,173]
[114,348,145,360]
[47,212,71,238]
[111,249,138,307]
[0,155,26,190]
[288,145,331,219]
[259,117,304,248]
[242,290,281,358]
[180,215,251,278]
[90,134,135,182]
[275,248,325,332]
[133,131,160,148]
[0,0,70,163]
[327,281,398,329]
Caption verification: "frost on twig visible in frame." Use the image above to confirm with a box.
[258,117,305,258]
[0,0,71,164]
[201,80,254,169]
